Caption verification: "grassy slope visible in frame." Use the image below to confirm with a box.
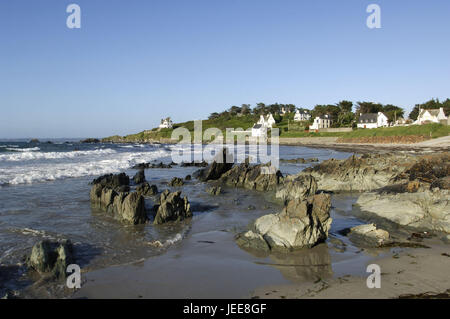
[103,116,449,142]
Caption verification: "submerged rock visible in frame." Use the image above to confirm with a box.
[193,148,234,182]
[90,173,147,224]
[27,240,74,279]
[132,162,173,169]
[347,224,391,247]
[154,190,192,225]
[169,177,184,187]
[206,186,222,195]
[236,191,332,252]
[280,157,319,164]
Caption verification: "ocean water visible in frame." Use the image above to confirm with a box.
[0,140,363,298]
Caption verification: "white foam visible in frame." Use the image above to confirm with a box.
[5,147,40,152]
[0,147,172,185]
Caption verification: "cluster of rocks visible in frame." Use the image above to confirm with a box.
[280,157,319,164]
[180,161,208,167]
[136,182,158,196]
[193,148,234,182]
[132,161,178,169]
[90,173,147,224]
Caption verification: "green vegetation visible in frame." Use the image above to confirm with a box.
[102,99,449,143]
[409,98,450,121]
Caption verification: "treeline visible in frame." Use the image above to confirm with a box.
[207,99,448,128]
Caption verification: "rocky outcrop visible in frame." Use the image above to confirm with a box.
[169,177,184,187]
[80,138,100,143]
[181,161,208,167]
[300,153,417,192]
[193,148,234,182]
[133,170,146,184]
[276,174,318,202]
[132,162,175,169]
[90,173,147,224]
[153,190,192,225]
[136,182,158,196]
[27,240,73,279]
[354,189,450,233]
[347,224,391,247]
[219,162,283,192]
[236,192,332,252]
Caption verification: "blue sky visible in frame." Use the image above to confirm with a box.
[0,0,449,138]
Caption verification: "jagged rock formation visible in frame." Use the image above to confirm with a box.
[169,177,184,187]
[90,173,147,224]
[193,148,234,182]
[136,182,158,196]
[133,170,146,184]
[236,183,332,252]
[206,186,222,195]
[153,190,192,225]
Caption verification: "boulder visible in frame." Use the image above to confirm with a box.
[27,240,73,279]
[236,193,332,252]
[169,177,184,187]
[133,170,146,184]
[185,175,192,181]
[348,224,391,247]
[193,148,234,181]
[112,192,147,224]
[91,172,130,190]
[154,190,192,225]
[136,182,158,196]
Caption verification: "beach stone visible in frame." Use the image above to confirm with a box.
[185,175,192,181]
[154,190,192,225]
[133,170,146,184]
[136,182,158,196]
[27,240,74,279]
[236,194,332,252]
[348,224,391,247]
[193,148,234,182]
[169,177,184,187]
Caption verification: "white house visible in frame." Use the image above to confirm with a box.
[294,109,311,122]
[257,113,276,128]
[310,115,332,130]
[414,107,447,125]
[159,117,173,129]
[251,124,267,137]
[280,107,287,115]
[357,112,388,129]
[266,113,276,127]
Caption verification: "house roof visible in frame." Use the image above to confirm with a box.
[358,113,378,123]
[253,124,263,129]
[419,109,440,117]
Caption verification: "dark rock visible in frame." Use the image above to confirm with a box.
[131,162,173,169]
[136,182,158,196]
[185,175,192,181]
[280,157,319,164]
[181,161,208,167]
[169,177,184,187]
[80,138,100,143]
[27,240,73,279]
[154,190,192,225]
[218,162,283,192]
[193,148,234,181]
[91,172,130,189]
[29,139,40,143]
[133,170,146,184]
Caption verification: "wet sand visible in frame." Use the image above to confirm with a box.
[250,241,450,299]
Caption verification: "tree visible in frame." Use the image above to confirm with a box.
[337,100,353,113]
[409,98,450,120]
[208,112,220,120]
[383,104,404,122]
[355,101,383,115]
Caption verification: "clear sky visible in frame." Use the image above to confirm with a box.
[0,0,449,138]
